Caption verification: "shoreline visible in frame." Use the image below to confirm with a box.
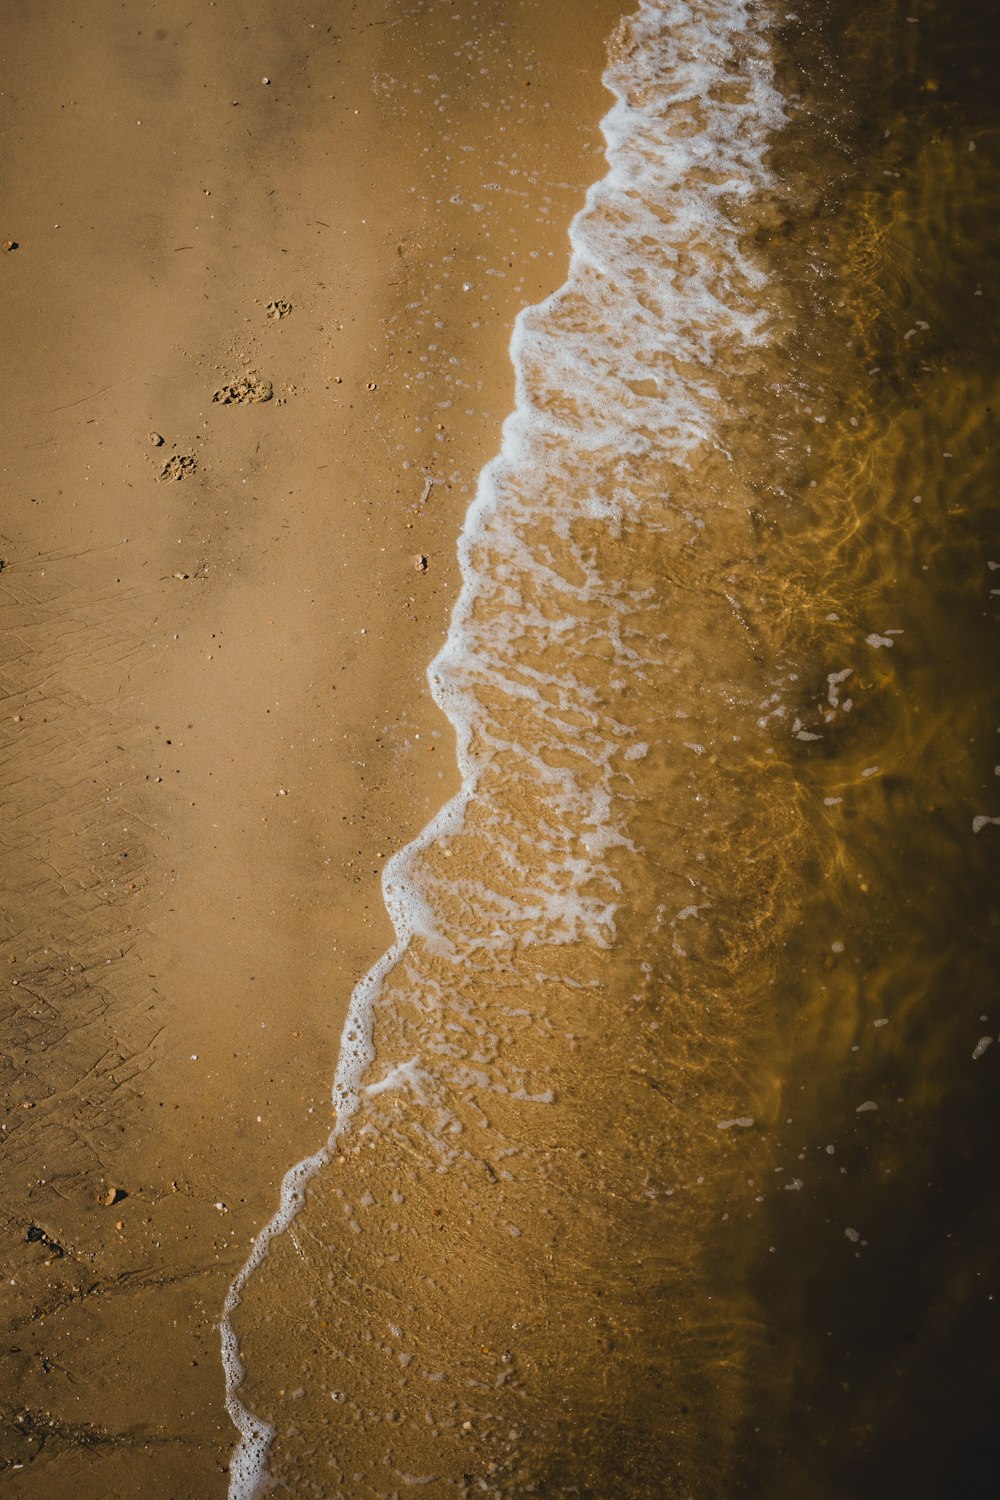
[7,2,1000,1494]
[1,1,627,1492]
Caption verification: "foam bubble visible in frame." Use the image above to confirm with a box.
[221,4,785,1493]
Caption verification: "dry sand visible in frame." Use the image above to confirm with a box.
[1,0,626,1492]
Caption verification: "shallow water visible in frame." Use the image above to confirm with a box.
[224,1,1000,1494]
[713,1,1000,1493]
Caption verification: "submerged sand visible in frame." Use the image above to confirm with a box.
[0,1,625,1492]
[9,3,1000,1495]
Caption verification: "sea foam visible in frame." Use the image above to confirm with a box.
[221,3,784,1494]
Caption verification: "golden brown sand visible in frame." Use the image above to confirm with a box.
[0,0,626,1492]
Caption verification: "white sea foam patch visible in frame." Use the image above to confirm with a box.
[221,2,785,1494]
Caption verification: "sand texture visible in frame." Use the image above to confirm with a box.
[0,1,625,1492]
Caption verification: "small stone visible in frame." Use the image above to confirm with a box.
[413,554,428,572]
[4,239,18,252]
[148,431,164,446]
[262,76,270,85]
[26,1225,63,1259]
[173,571,190,580]
[100,1186,126,1207]
[266,299,291,320]
[367,381,378,391]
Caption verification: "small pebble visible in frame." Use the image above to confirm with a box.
[413,554,428,573]
[3,240,18,253]
[148,432,164,446]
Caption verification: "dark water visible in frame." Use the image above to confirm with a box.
[715,1,1000,1493]
[225,2,1000,1495]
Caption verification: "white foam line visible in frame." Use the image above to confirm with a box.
[219,788,470,1497]
[220,3,783,1493]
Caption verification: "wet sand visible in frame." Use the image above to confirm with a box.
[6,1,1000,1495]
[0,1,626,1493]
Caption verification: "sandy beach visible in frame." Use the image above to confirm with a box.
[7,1,1000,1495]
[1,1,624,1492]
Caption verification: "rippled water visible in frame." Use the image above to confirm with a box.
[223,1,1000,1494]
[713,1,1000,1493]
